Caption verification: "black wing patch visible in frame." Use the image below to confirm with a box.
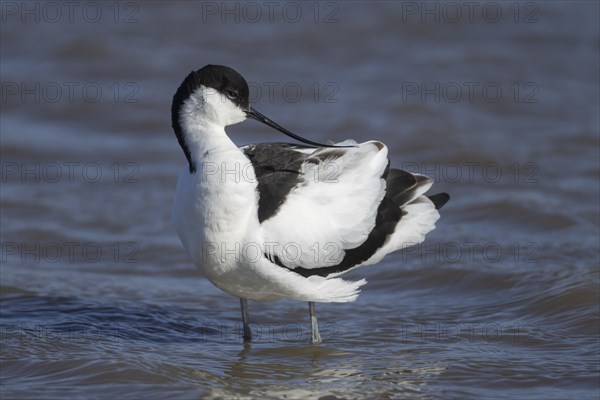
[427,193,450,210]
[243,143,314,223]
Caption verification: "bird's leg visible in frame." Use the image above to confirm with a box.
[308,301,322,344]
[239,298,252,342]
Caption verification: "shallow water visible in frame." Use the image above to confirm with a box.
[1,1,599,399]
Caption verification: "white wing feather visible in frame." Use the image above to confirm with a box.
[259,140,388,268]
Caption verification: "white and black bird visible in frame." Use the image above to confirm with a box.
[171,65,449,344]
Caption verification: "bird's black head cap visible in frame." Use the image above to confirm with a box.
[171,65,250,173]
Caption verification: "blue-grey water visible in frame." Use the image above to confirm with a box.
[1,1,599,399]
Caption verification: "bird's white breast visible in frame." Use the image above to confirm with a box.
[172,150,261,283]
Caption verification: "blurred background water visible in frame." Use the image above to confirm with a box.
[1,1,599,399]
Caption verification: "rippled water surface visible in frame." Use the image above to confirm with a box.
[1,2,599,399]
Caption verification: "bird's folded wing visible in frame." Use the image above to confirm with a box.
[243,140,390,271]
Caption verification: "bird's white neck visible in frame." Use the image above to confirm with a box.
[176,88,249,171]
[183,118,237,160]
[173,117,260,273]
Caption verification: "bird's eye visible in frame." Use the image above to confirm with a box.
[225,90,238,100]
